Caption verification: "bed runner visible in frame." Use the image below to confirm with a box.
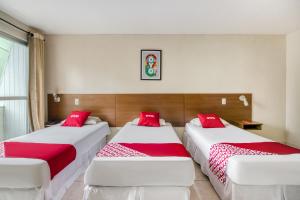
[0,141,76,179]
[209,142,300,184]
[97,143,191,157]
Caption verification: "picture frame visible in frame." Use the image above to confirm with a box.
[140,49,162,80]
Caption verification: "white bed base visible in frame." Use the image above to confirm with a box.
[183,132,300,200]
[84,186,190,200]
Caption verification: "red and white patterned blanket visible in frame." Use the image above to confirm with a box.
[97,142,191,157]
[97,143,148,157]
[209,142,300,184]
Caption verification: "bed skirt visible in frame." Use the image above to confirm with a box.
[83,185,190,200]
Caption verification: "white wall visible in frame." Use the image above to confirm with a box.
[286,30,300,147]
[45,35,286,141]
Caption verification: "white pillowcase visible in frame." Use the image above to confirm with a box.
[85,116,102,125]
[131,118,166,126]
[60,116,101,125]
[190,117,229,127]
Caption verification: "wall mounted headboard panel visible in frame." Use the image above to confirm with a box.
[116,94,184,126]
[47,93,252,127]
[184,94,252,122]
[48,94,116,126]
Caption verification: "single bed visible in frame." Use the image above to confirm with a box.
[184,122,300,200]
[84,122,195,200]
[0,121,110,200]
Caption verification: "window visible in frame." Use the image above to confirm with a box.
[0,36,29,140]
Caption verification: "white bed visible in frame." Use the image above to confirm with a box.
[0,122,110,200]
[184,122,300,200]
[84,122,195,200]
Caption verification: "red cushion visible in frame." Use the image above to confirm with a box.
[138,112,160,127]
[62,111,91,127]
[198,113,225,128]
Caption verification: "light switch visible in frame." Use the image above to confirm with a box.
[74,98,80,106]
[221,98,226,105]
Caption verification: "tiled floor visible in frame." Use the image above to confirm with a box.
[191,162,220,200]
[62,162,220,200]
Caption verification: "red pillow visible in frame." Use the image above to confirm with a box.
[198,113,225,128]
[62,111,91,127]
[138,112,160,127]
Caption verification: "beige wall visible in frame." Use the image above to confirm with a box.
[45,35,286,141]
[286,30,300,147]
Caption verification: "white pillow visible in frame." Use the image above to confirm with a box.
[60,116,101,125]
[85,116,102,125]
[190,117,229,126]
[190,118,201,126]
[220,118,230,126]
[131,118,166,126]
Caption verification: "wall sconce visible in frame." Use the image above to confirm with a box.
[53,93,60,103]
[239,95,248,106]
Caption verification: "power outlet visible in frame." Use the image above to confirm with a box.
[74,98,80,106]
[221,98,227,105]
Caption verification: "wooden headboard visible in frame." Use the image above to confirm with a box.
[48,93,252,126]
[48,94,116,126]
[116,94,184,126]
[184,94,252,122]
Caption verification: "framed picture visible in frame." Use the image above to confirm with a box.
[140,49,162,80]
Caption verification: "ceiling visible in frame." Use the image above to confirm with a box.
[0,0,299,35]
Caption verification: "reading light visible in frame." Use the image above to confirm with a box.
[239,95,248,106]
[53,93,60,103]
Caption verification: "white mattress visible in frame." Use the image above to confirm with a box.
[84,122,195,187]
[0,122,110,200]
[185,123,300,185]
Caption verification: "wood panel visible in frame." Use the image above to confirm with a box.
[47,93,252,127]
[116,94,185,126]
[184,93,252,123]
[48,94,116,126]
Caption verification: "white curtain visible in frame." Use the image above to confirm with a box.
[28,32,45,131]
[0,37,29,139]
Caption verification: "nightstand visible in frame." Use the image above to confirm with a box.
[231,120,263,130]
